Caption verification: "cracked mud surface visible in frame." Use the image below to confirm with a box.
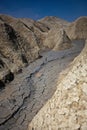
[0,40,84,130]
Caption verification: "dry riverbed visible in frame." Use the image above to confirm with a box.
[0,40,85,130]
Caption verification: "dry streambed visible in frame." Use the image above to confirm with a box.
[0,40,84,130]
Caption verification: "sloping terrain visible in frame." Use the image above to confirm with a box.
[0,14,50,87]
[0,14,87,130]
[28,16,87,130]
[0,40,84,130]
[38,16,70,29]
[0,14,72,87]
[29,39,87,130]
[44,28,72,50]
[66,16,87,39]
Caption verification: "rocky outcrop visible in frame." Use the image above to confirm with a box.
[53,30,71,50]
[66,17,87,39]
[0,15,41,86]
[44,29,72,50]
[29,39,87,130]
[0,15,40,63]
[19,18,50,49]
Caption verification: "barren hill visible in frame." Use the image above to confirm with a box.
[38,16,70,28]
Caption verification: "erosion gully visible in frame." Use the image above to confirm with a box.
[0,40,85,130]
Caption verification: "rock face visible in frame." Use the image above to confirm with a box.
[0,14,40,65]
[66,17,87,39]
[44,28,72,50]
[29,39,87,130]
[0,14,50,86]
[19,18,50,49]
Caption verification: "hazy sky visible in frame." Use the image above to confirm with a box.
[0,0,87,21]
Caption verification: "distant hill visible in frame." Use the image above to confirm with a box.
[38,16,70,28]
[66,16,87,39]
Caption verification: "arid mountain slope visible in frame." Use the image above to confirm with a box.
[19,18,50,49]
[44,28,72,50]
[0,14,87,130]
[38,16,70,29]
[0,14,71,87]
[0,15,49,85]
[0,14,40,63]
[66,16,87,39]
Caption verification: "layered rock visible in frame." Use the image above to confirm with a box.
[0,15,41,86]
[19,18,50,49]
[0,14,40,63]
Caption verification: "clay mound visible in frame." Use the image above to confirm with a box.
[66,16,87,39]
[29,39,87,130]
[44,28,72,50]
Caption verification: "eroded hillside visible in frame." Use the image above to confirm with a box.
[0,14,87,130]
